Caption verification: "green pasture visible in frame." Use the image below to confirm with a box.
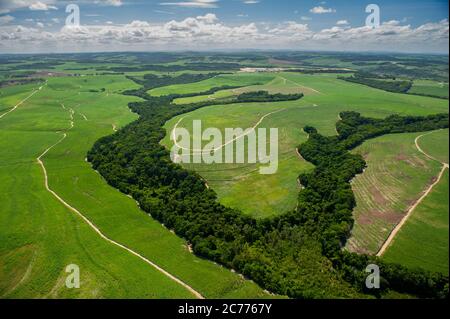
[162,72,448,218]
[383,170,449,274]
[382,129,449,274]
[0,75,268,298]
[148,73,276,96]
[347,133,442,254]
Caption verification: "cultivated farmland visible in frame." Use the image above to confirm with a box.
[0,73,269,299]
[0,52,448,299]
[163,72,448,218]
[382,129,449,274]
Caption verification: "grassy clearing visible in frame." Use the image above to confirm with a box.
[0,75,269,298]
[163,72,448,218]
[162,97,315,218]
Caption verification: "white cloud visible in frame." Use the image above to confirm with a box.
[243,0,259,4]
[196,13,218,23]
[29,1,57,11]
[0,0,57,13]
[310,6,336,14]
[300,16,312,21]
[128,20,151,27]
[94,0,123,6]
[160,0,219,8]
[36,22,44,28]
[0,15,15,25]
[336,20,349,25]
[0,14,447,54]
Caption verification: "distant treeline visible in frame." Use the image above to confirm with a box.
[336,111,449,149]
[0,78,44,88]
[236,90,303,102]
[87,72,449,299]
[171,90,304,108]
[339,72,448,99]
[174,88,303,105]
[123,73,224,99]
[287,69,354,74]
[339,73,413,93]
[106,62,243,73]
[124,73,301,104]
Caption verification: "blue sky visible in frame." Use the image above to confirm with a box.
[0,0,448,53]
[5,0,448,28]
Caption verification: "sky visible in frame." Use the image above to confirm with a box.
[0,0,448,54]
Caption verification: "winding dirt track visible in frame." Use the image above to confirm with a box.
[37,103,204,299]
[376,130,449,257]
[171,109,286,154]
[0,83,46,120]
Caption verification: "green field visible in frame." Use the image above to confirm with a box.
[383,170,449,274]
[417,129,449,164]
[173,75,312,105]
[0,75,269,298]
[0,83,42,113]
[409,80,449,99]
[162,72,448,218]
[148,73,276,97]
[346,133,442,254]
[382,129,449,274]
[1,51,449,298]
[162,97,315,218]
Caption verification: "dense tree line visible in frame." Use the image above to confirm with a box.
[123,73,224,99]
[236,91,303,102]
[0,78,44,88]
[339,73,413,93]
[87,72,449,299]
[287,69,354,74]
[287,111,449,297]
[336,111,449,149]
[107,62,243,73]
[168,90,304,109]
[340,72,448,99]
